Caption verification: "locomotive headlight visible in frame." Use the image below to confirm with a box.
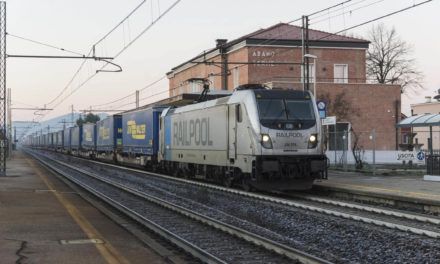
[308,134,318,149]
[261,134,273,149]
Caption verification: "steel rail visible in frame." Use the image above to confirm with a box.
[28,151,227,264]
[30,150,331,264]
[62,153,440,239]
[54,159,331,264]
[288,193,440,225]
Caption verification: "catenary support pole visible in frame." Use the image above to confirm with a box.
[372,129,376,176]
[0,1,6,175]
[334,124,337,166]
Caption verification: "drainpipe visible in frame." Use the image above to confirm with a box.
[395,99,399,150]
[216,39,228,91]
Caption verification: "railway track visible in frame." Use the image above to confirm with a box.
[51,149,440,239]
[27,149,440,263]
[27,149,330,264]
[287,193,440,237]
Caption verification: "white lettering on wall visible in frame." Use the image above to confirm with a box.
[252,50,276,67]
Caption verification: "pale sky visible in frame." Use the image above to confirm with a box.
[6,0,440,126]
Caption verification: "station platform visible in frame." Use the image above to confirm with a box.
[313,170,440,212]
[0,151,170,264]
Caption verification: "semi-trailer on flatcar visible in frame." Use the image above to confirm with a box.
[96,114,122,161]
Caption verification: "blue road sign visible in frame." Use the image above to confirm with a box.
[317,100,326,119]
[417,151,425,161]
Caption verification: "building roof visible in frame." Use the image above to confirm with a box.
[168,23,369,75]
[411,101,440,107]
[396,113,440,128]
[242,23,368,43]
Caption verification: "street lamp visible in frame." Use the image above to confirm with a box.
[304,54,318,98]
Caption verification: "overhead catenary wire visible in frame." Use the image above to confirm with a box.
[82,0,355,112]
[20,0,182,138]
[229,0,432,74]
[185,0,362,75]
[309,0,373,21]
[310,0,386,25]
[6,33,86,56]
[89,0,407,113]
[59,0,182,112]
[39,0,156,111]
[315,0,433,41]
[90,76,167,109]
[93,0,147,47]
[19,0,432,138]
[38,1,180,114]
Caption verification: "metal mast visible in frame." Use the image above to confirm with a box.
[0,1,6,175]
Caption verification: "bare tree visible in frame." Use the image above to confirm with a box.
[366,23,423,93]
[319,92,364,169]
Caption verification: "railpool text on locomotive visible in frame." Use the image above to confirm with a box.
[173,117,214,146]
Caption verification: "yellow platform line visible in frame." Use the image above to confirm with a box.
[25,157,131,264]
[322,181,440,199]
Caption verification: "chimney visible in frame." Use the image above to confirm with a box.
[216,39,227,48]
[425,96,432,103]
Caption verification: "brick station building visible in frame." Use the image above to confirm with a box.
[166,23,401,151]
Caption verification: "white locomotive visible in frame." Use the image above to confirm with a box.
[159,85,327,190]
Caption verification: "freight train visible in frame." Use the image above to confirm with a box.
[23,85,327,191]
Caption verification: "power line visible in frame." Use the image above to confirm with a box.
[232,0,432,74]
[309,0,374,21]
[6,32,85,56]
[307,0,353,17]
[21,0,182,137]
[72,0,181,110]
[36,0,153,113]
[310,0,386,25]
[316,0,433,41]
[90,75,167,109]
[94,0,147,46]
[81,1,353,113]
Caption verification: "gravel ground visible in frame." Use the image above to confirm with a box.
[37,152,297,264]
[43,151,440,263]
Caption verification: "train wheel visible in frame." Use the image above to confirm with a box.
[222,176,233,187]
[241,174,254,192]
[241,179,253,192]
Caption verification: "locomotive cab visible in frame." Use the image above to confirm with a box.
[249,89,327,190]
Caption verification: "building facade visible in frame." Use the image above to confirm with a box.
[411,97,440,150]
[167,23,401,150]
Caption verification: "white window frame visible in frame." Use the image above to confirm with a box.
[209,74,215,90]
[187,81,201,93]
[334,64,348,83]
[233,67,239,89]
[301,63,315,83]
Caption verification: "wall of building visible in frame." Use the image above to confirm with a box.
[227,47,250,89]
[168,56,223,96]
[168,45,367,95]
[247,46,366,85]
[269,81,401,150]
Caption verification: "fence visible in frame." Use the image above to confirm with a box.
[323,128,436,174]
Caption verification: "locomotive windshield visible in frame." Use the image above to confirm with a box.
[257,97,316,130]
[258,99,315,120]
